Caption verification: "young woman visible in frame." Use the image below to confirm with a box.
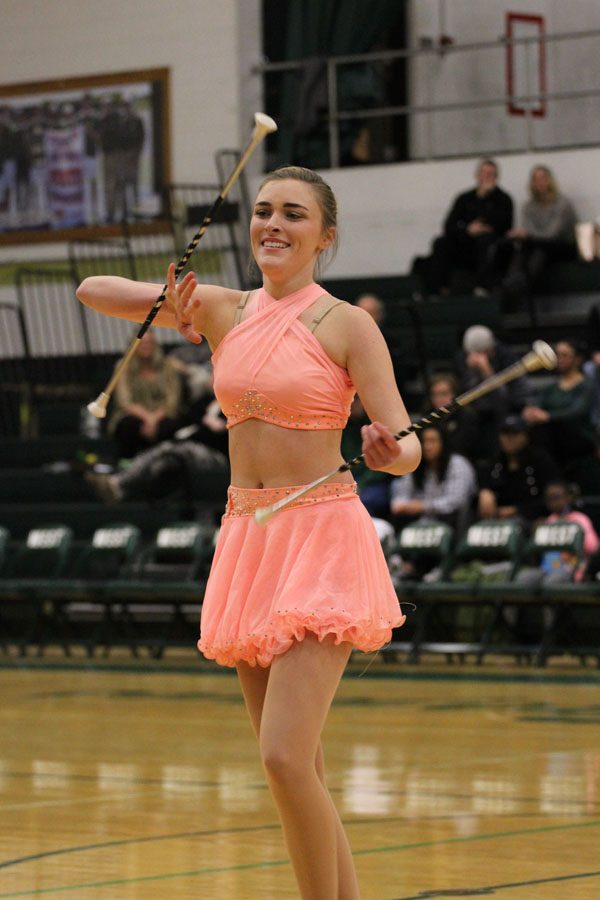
[108,328,183,458]
[521,338,597,468]
[390,423,476,532]
[502,164,577,295]
[77,165,421,900]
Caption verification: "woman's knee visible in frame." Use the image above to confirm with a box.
[260,737,314,784]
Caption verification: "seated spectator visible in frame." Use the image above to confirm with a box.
[390,423,476,533]
[413,158,513,298]
[426,371,479,461]
[478,415,561,532]
[86,430,228,507]
[456,324,532,463]
[582,346,600,431]
[109,330,183,459]
[499,165,577,298]
[515,480,599,587]
[522,339,597,470]
[543,480,600,579]
[504,478,599,640]
[341,396,393,519]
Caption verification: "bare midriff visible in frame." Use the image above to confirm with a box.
[228,419,354,489]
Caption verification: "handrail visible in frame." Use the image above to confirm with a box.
[255,28,600,72]
[335,88,600,122]
[256,28,600,167]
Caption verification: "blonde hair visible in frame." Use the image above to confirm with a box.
[529,165,559,205]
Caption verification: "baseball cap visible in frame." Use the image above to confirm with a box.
[499,415,528,434]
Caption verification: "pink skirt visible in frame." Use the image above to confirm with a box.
[198,482,405,668]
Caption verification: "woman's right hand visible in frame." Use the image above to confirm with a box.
[166,262,203,344]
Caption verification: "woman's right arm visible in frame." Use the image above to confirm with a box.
[76,275,179,327]
[76,269,231,335]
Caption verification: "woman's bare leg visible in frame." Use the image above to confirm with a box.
[252,634,357,899]
[237,658,361,899]
[315,743,361,899]
[237,659,270,739]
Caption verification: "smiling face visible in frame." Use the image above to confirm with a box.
[250,178,335,296]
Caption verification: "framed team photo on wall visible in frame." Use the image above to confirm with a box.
[0,67,171,243]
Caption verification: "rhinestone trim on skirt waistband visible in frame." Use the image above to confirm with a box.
[225,482,357,517]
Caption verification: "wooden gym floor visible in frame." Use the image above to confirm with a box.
[1,654,599,899]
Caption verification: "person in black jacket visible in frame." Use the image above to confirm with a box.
[420,158,513,297]
[478,415,561,533]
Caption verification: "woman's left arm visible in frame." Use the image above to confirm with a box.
[344,306,422,477]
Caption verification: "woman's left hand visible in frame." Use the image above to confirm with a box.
[361,422,402,471]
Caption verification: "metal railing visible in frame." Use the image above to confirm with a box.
[256,28,600,167]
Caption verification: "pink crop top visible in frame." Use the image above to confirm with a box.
[212,282,355,430]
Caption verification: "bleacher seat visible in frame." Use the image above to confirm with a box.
[0,524,74,654]
[103,521,213,657]
[524,520,600,665]
[389,519,455,659]
[409,519,526,661]
[44,523,142,656]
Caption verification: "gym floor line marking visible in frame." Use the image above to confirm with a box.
[0,810,557,871]
[0,787,168,814]
[394,867,600,899]
[1,818,598,897]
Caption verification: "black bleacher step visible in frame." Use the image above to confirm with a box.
[0,469,96,503]
[322,274,419,302]
[0,436,115,469]
[501,292,600,344]
[543,260,600,294]
[0,501,216,540]
[385,293,502,370]
[0,464,230,504]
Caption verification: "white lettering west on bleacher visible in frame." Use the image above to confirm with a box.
[467,524,512,547]
[401,527,445,548]
[27,528,66,548]
[535,524,579,546]
[93,528,135,548]
[157,527,200,548]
